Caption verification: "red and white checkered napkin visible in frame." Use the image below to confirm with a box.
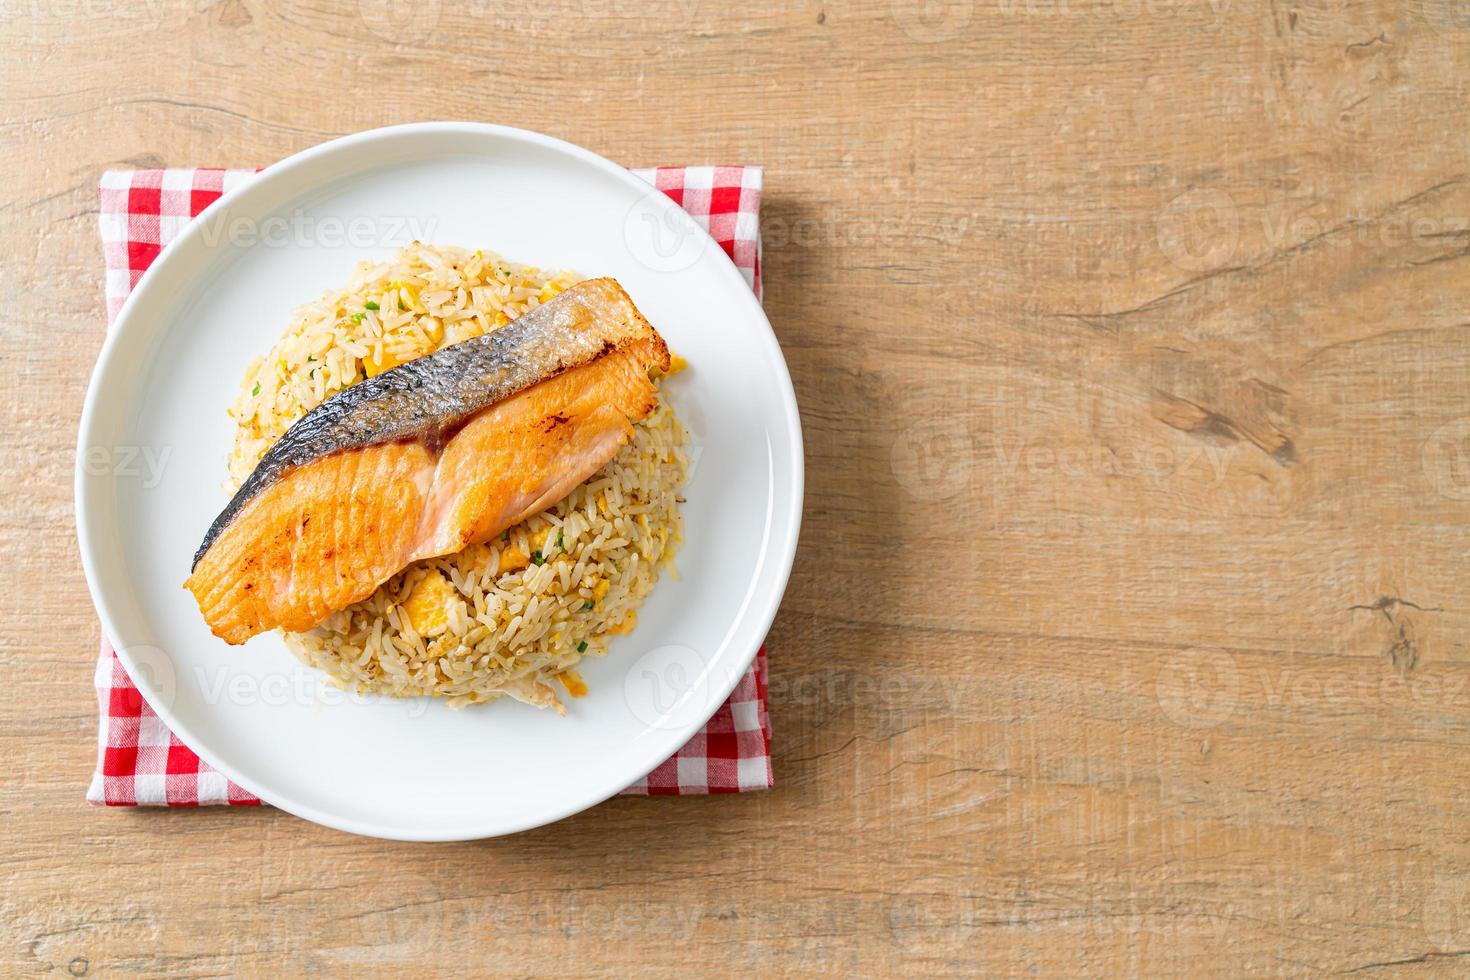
[87,165,771,806]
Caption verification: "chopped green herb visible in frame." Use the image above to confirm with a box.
[250,383,260,396]
[531,550,544,566]
[364,300,380,311]
[398,299,408,311]
[577,641,588,653]
[556,530,564,549]
[306,355,316,362]
[582,600,595,610]
[350,312,367,323]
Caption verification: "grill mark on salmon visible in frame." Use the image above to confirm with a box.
[185,278,671,645]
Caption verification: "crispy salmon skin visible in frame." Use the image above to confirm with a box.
[186,278,671,645]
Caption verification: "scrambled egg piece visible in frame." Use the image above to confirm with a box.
[608,609,638,635]
[456,542,494,576]
[557,669,588,698]
[365,318,442,378]
[667,352,688,375]
[363,346,404,378]
[498,546,531,575]
[403,570,454,637]
[444,318,483,346]
[386,280,421,312]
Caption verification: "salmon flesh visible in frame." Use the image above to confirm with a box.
[186,277,671,644]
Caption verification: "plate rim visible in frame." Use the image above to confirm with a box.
[74,121,804,840]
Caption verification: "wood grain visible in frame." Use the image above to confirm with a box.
[4,0,1470,975]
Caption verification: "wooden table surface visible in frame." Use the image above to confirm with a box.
[6,1,1470,975]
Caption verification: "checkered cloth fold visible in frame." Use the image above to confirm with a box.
[87,164,771,806]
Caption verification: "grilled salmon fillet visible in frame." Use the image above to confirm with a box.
[186,278,671,645]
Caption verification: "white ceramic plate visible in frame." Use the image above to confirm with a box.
[75,123,802,840]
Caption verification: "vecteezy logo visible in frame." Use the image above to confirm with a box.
[1424,874,1470,951]
[623,644,724,730]
[119,643,178,713]
[1422,418,1470,500]
[892,418,974,502]
[1156,188,1240,273]
[891,0,974,42]
[357,0,442,42]
[1155,647,1239,728]
[622,189,708,273]
[1419,0,1470,34]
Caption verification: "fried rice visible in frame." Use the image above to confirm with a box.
[224,243,688,710]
